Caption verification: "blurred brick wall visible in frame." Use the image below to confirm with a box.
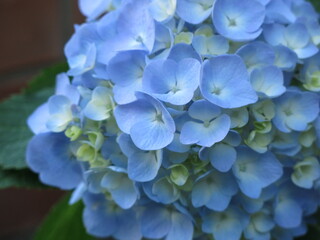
[0,1,84,239]
[0,0,84,99]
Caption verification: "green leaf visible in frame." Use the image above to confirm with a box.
[297,211,320,240]
[0,88,53,169]
[308,0,320,11]
[34,194,96,240]
[0,167,46,189]
[24,62,68,94]
[0,62,67,171]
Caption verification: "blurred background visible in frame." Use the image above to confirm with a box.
[0,0,84,100]
[0,0,84,239]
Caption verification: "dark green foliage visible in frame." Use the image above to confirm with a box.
[34,194,96,240]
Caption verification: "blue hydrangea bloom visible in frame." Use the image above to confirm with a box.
[176,0,214,24]
[201,55,258,108]
[192,170,238,211]
[250,65,286,98]
[27,133,82,190]
[232,147,283,198]
[180,100,231,147]
[114,92,175,150]
[202,206,249,240]
[236,41,275,72]
[82,192,142,239]
[273,90,319,132]
[149,0,176,23]
[26,0,320,239]
[140,204,193,240]
[212,0,265,41]
[143,58,201,105]
[79,0,111,21]
[108,50,146,104]
[263,22,319,59]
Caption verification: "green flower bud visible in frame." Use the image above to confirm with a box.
[291,156,320,189]
[177,177,193,192]
[175,32,193,44]
[76,144,95,162]
[87,131,104,150]
[304,71,320,92]
[169,164,189,186]
[65,125,82,141]
[245,130,273,153]
[254,121,272,134]
[195,25,213,37]
[299,128,316,147]
[251,100,275,122]
[90,155,109,168]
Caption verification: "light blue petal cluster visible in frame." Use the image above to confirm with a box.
[26,0,320,239]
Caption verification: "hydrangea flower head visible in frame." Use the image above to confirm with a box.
[26,0,320,239]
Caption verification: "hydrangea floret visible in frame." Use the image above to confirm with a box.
[27,0,320,239]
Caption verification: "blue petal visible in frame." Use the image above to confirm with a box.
[250,66,286,98]
[27,103,50,134]
[274,199,302,228]
[114,93,175,150]
[46,95,73,132]
[201,55,258,108]
[67,43,97,76]
[236,42,275,72]
[113,210,142,240]
[101,137,127,168]
[294,42,319,59]
[143,58,201,105]
[84,169,106,194]
[202,207,249,240]
[141,205,171,239]
[152,177,180,204]
[187,100,221,122]
[273,45,297,71]
[113,81,143,104]
[55,73,80,105]
[273,90,320,133]
[167,43,202,62]
[26,133,82,190]
[84,86,113,121]
[265,0,296,24]
[180,114,231,147]
[166,133,190,153]
[176,0,214,24]
[191,180,214,208]
[82,192,116,238]
[101,171,138,209]
[114,99,155,134]
[232,147,283,198]
[284,22,310,50]
[213,0,265,41]
[130,119,175,150]
[253,212,274,232]
[152,21,174,54]
[192,171,238,211]
[117,133,140,157]
[166,212,193,240]
[108,50,146,87]
[79,0,111,20]
[128,150,162,182]
[209,143,237,172]
[223,131,242,147]
[149,0,176,22]
[236,193,264,214]
[116,0,155,53]
[263,23,286,46]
